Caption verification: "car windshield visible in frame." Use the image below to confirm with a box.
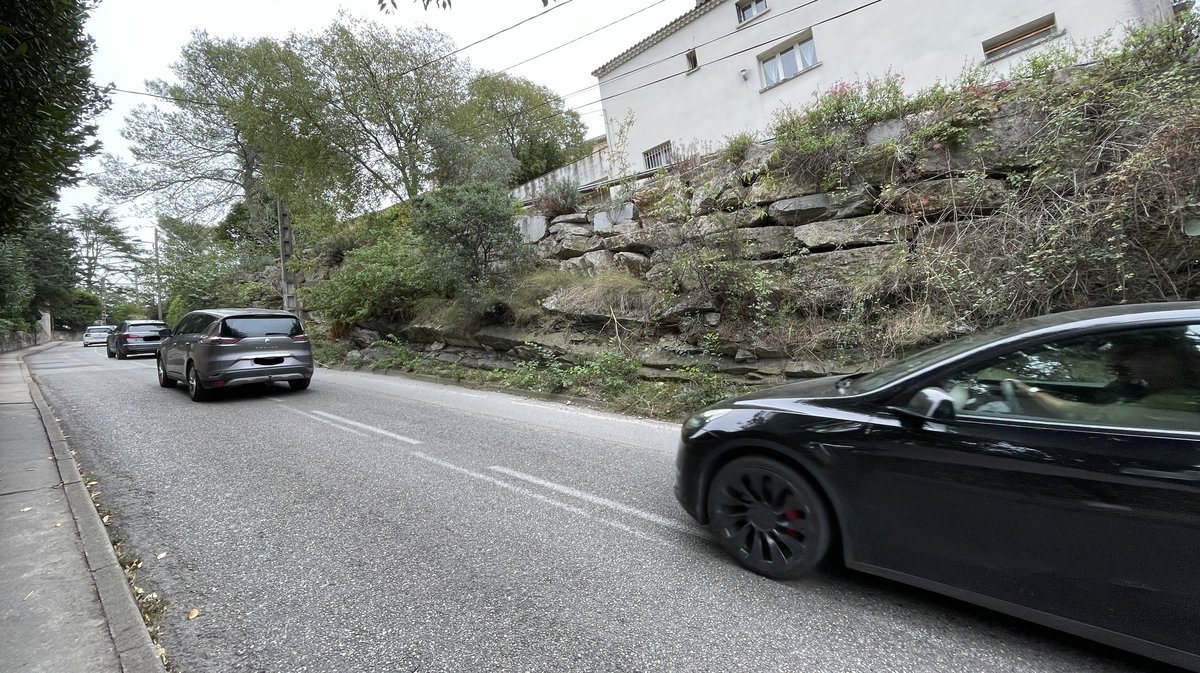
[221,317,303,339]
[848,320,1038,393]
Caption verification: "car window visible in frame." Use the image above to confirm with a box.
[220,317,303,338]
[936,324,1200,432]
[85,327,108,334]
[127,323,167,333]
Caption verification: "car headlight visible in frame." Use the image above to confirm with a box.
[682,408,733,437]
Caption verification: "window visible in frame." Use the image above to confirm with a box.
[760,36,817,88]
[643,142,672,170]
[736,0,767,23]
[222,317,304,338]
[935,324,1200,432]
[983,14,1057,61]
[685,49,698,71]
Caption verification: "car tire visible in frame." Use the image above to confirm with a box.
[157,357,176,389]
[186,363,210,402]
[106,346,115,359]
[115,347,127,360]
[288,379,311,392]
[707,456,833,579]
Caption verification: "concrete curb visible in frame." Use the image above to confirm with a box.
[20,344,166,673]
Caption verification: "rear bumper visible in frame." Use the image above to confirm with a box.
[120,342,162,354]
[203,365,313,389]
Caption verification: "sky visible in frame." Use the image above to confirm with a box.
[59,0,697,239]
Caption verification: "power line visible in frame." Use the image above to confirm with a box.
[497,0,673,73]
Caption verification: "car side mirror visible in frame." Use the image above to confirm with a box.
[895,387,957,424]
[158,328,172,338]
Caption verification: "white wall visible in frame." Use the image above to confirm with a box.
[596,0,1175,174]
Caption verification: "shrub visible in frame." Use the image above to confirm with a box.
[533,178,582,219]
[301,229,430,329]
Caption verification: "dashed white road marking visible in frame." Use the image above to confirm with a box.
[488,466,713,541]
[412,452,672,545]
[309,410,422,444]
[275,404,369,437]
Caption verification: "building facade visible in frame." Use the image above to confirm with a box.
[593,0,1178,174]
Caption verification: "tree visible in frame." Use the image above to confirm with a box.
[274,16,469,201]
[0,0,108,240]
[450,72,590,186]
[93,31,263,224]
[52,289,103,329]
[411,182,534,294]
[156,215,237,323]
[0,207,81,331]
[66,205,143,291]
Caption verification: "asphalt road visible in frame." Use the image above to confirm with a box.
[27,342,1177,673]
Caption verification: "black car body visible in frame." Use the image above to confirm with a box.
[676,302,1200,671]
[156,308,314,401]
[106,319,169,359]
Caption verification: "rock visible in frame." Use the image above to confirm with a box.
[582,249,617,273]
[559,256,589,274]
[738,226,801,260]
[794,214,918,251]
[655,296,719,323]
[883,178,1010,216]
[551,212,589,225]
[747,173,824,204]
[344,327,379,349]
[865,118,907,146]
[516,215,547,243]
[734,348,757,363]
[549,223,593,237]
[703,312,721,327]
[474,325,537,352]
[613,251,651,275]
[594,203,637,232]
[769,193,835,225]
[640,348,720,370]
[556,234,604,259]
[603,223,684,254]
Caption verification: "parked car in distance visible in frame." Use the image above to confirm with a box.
[676,301,1200,671]
[107,319,169,359]
[156,308,314,401]
[82,325,114,347]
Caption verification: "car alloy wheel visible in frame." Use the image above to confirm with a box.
[157,357,176,389]
[106,347,115,359]
[186,364,209,402]
[707,457,832,579]
[115,347,127,360]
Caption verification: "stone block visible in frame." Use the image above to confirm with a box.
[594,203,637,232]
[737,226,800,260]
[603,222,684,254]
[769,193,836,225]
[517,215,547,243]
[883,178,1010,216]
[793,214,918,251]
[613,252,651,276]
[551,212,589,225]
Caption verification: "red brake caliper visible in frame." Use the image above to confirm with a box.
[783,509,804,538]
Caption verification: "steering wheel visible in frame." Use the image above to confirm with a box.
[1000,379,1025,414]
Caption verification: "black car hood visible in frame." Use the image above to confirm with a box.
[718,375,848,408]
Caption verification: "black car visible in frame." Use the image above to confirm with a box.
[676,302,1200,671]
[106,319,169,359]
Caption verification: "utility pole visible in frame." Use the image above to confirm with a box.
[276,200,297,312]
[153,227,163,321]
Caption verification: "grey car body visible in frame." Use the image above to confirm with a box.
[107,319,168,358]
[156,308,314,401]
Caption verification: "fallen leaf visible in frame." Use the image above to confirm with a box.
[54,522,62,528]
[156,552,167,560]
[134,586,145,595]
[19,507,31,512]
[187,608,200,620]
[102,515,111,524]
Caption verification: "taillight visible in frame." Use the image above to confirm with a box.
[122,332,140,340]
[200,336,240,345]
[291,334,309,343]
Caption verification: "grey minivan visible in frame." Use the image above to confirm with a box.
[157,308,314,401]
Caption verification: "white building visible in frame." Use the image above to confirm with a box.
[593,0,1180,174]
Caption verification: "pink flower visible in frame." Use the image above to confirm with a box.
[932,142,943,151]
[919,198,930,206]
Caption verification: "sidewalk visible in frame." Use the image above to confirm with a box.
[0,342,163,673]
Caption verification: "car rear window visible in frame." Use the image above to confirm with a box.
[85,327,108,333]
[220,317,303,338]
[127,324,166,333]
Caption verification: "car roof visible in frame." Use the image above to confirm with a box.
[191,308,300,318]
[123,319,166,325]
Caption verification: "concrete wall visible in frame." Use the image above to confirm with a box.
[596,0,1175,173]
[511,149,611,204]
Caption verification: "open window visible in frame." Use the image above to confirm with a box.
[736,0,767,24]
